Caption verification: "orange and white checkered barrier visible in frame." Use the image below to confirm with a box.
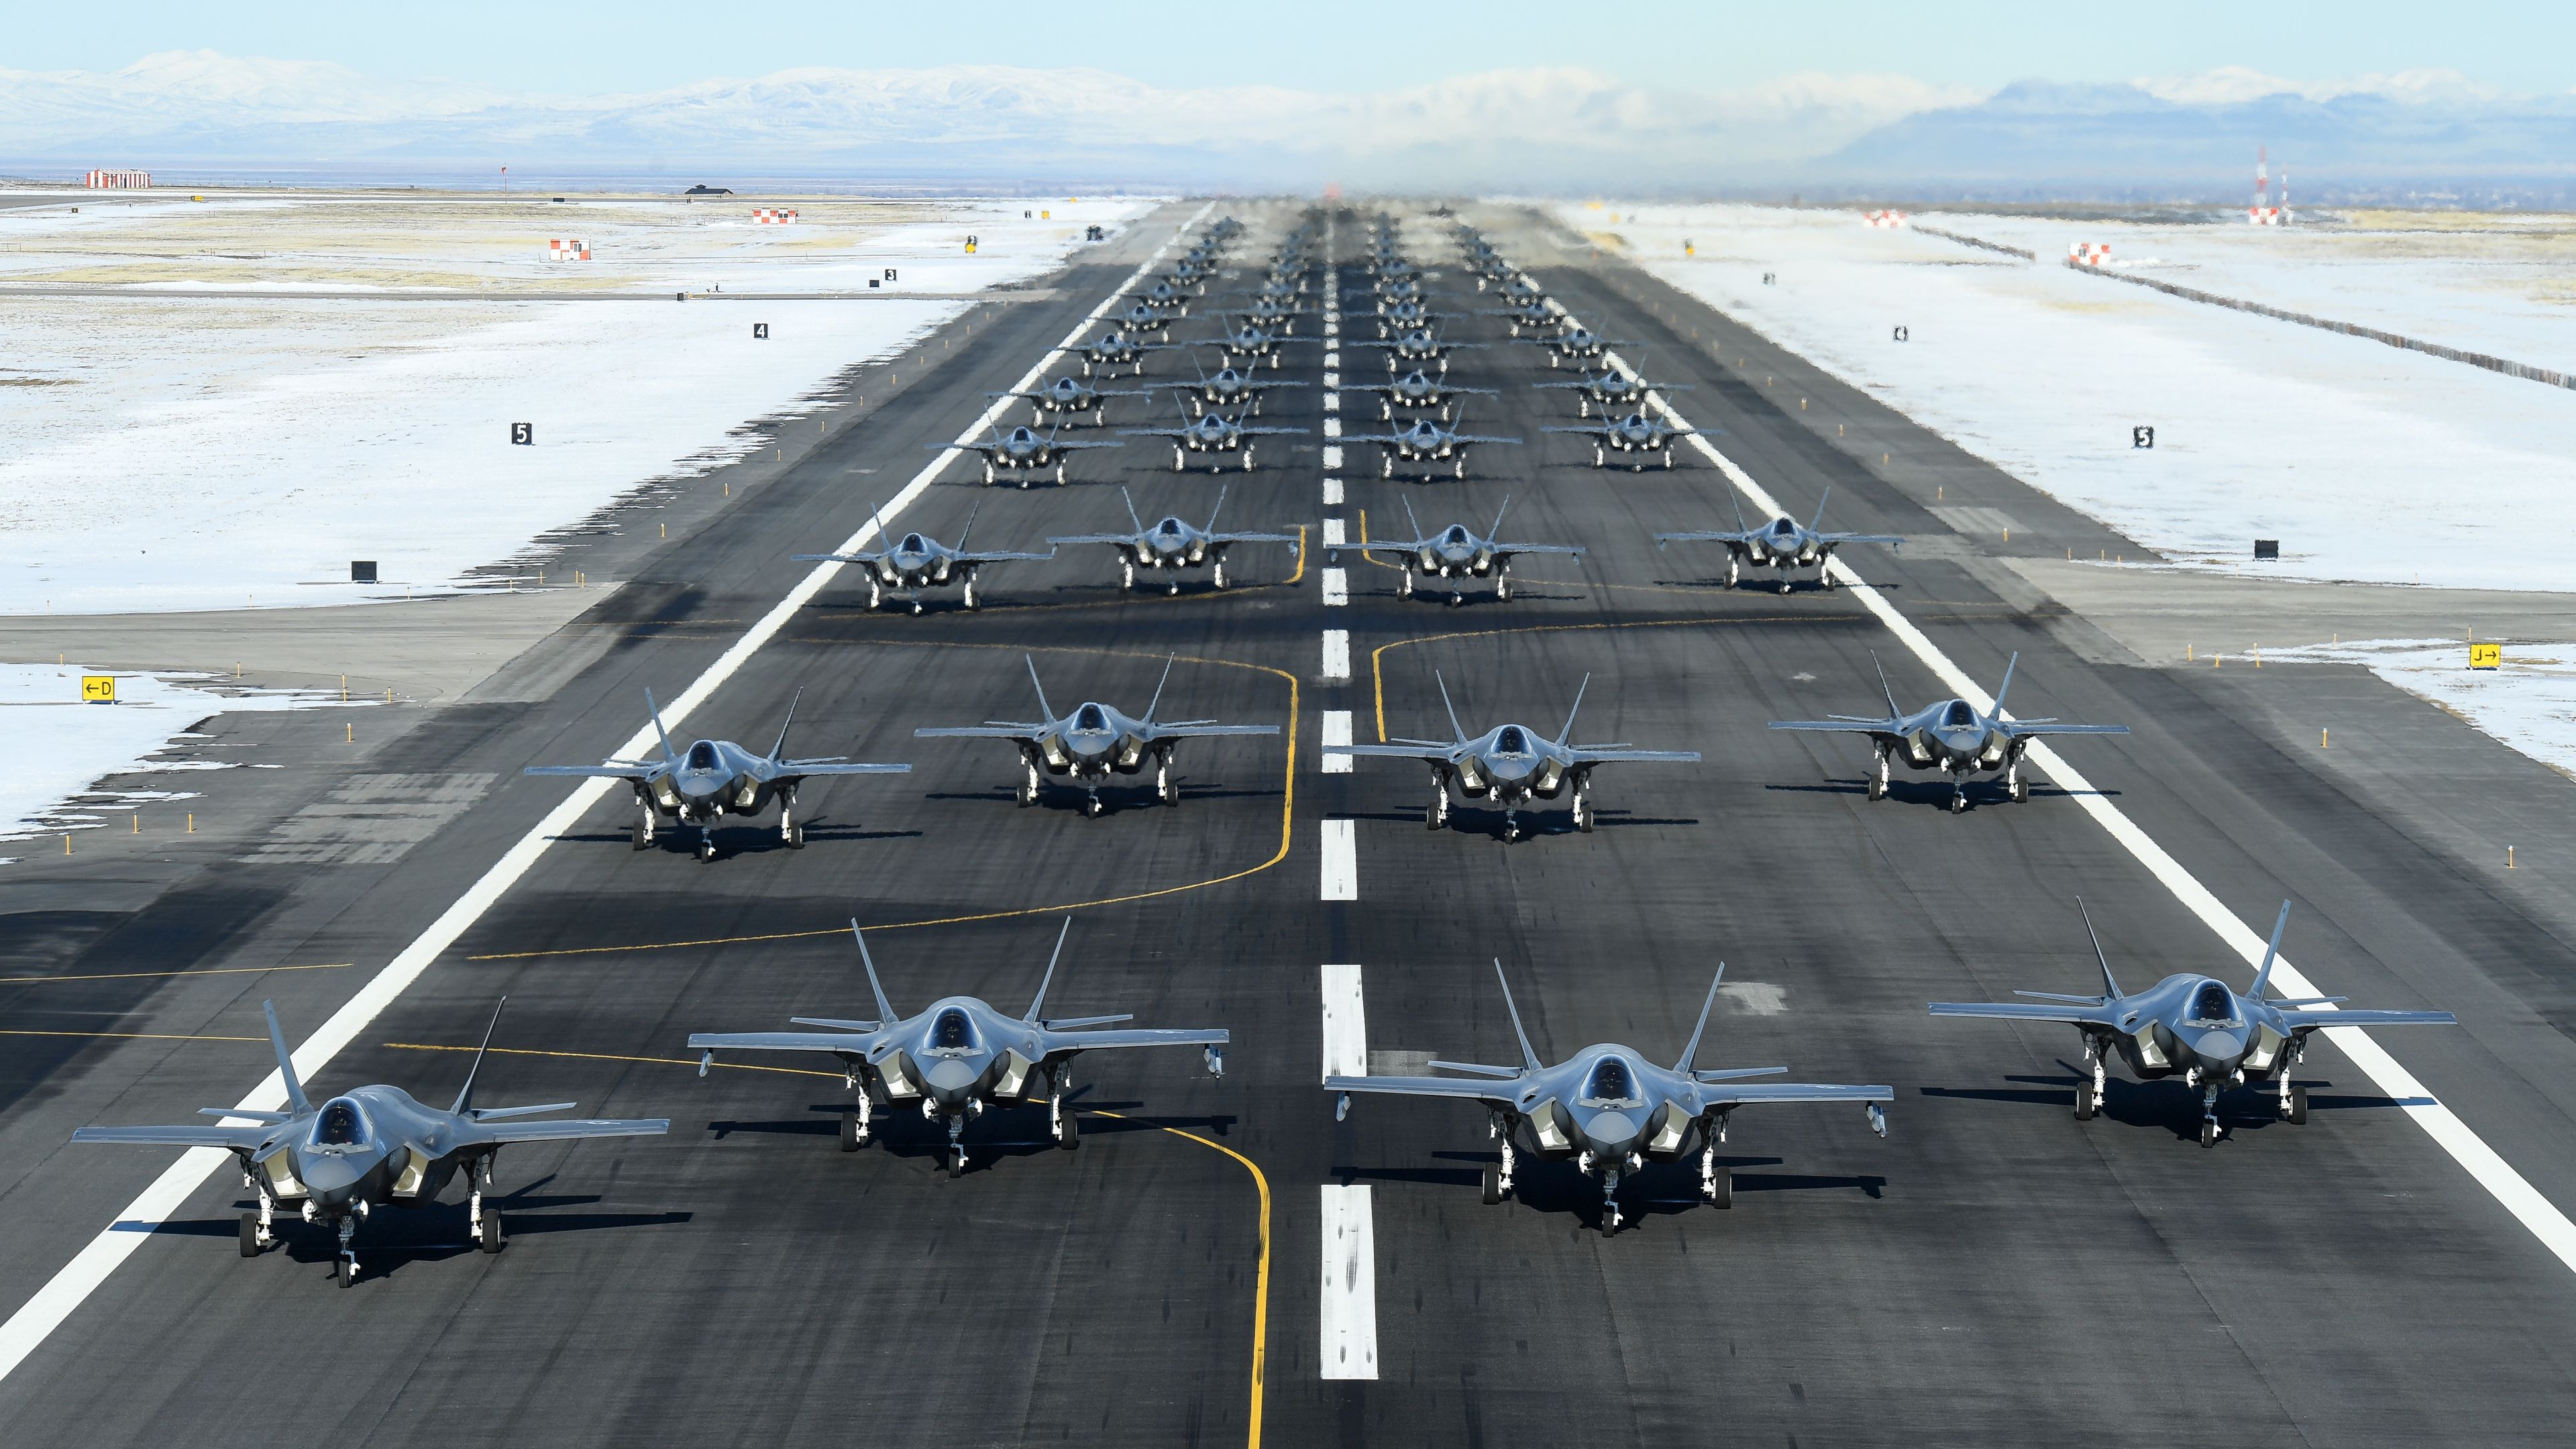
[2068,243,2111,267]
[547,238,591,261]
[751,209,799,225]
[84,169,151,189]
[1864,209,1909,229]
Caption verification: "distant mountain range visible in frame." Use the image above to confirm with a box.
[5,52,2572,201]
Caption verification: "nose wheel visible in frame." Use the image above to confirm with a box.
[698,828,718,861]
[1084,790,1104,818]
[944,1113,969,1179]
[2199,1083,2222,1147]
[1598,1170,1623,1238]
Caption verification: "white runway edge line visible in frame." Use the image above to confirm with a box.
[1320,629,1351,682]
[0,203,1221,1388]
[1318,1184,1381,1381]
[1589,331,2576,1278]
[1320,963,1368,1081]
[1322,710,1354,774]
[1321,818,1359,901]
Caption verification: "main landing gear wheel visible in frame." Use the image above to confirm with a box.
[1820,568,1836,589]
[1573,792,1595,833]
[1707,1167,1733,1209]
[1480,1165,1505,1205]
[1213,559,1229,590]
[335,1256,354,1288]
[1381,454,1394,479]
[1866,775,1888,802]
[1173,449,1186,472]
[1426,790,1449,830]
[2284,1085,2308,1125]
[867,578,883,610]
[2010,777,2031,804]
[1495,576,1511,602]
[841,1110,865,1152]
[1950,792,1968,814]
[239,1213,262,1257]
[2073,1082,2097,1120]
[1054,463,1067,486]
[784,821,806,850]
[631,822,651,851]
[961,577,980,610]
[1057,1112,1080,1150]
[1592,446,1605,468]
[478,1211,504,1254]
[1018,763,1041,808]
[1397,572,1414,600]
[1726,557,1740,588]
[1121,559,1137,590]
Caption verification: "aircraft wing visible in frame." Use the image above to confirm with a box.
[2277,1009,2459,1030]
[71,1124,280,1151]
[1700,1083,1895,1106]
[1334,743,1450,761]
[1540,425,1611,437]
[1564,748,1701,765]
[1325,1073,1519,1107]
[1040,1026,1229,1059]
[953,548,1059,564]
[1049,439,1126,450]
[1237,425,1311,438]
[1208,531,1301,545]
[524,763,658,780]
[915,726,1044,739]
[1144,723,1281,739]
[687,1028,890,1057]
[1819,532,1906,547]
[1491,543,1584,557]
[2001,722,2131,737]
[774,761,912,777]
[467,1116,672,1145]
[1654,529,1760,546]
[1115,428,1192,439]
[1450,434,1524,446]
[1769,718,1904,736]
[1047,531,1145,547]
[1927,1000,2121,1026]
[788,550,885,564]
[1353,539,1432,557]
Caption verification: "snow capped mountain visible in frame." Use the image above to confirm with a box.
[2,52,2567,197]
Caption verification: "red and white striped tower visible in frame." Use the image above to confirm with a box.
[2280,166,2292,225]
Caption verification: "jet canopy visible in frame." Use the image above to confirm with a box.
[1495,726,1530,755]
[900,533,926,553]
[2189,981,2237,1024]
[314,1097,370,1148]
[1941,702,1977,729]
[1583,1057,1637,1105]
[1075,704,1110,732]
[1158,518,1185,537]
[687,741,720,771]
[931,1008,978,1052]
[1443,526,1470,545]
[1770,519,1797,537]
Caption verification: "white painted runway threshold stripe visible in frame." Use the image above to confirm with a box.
[1598,335,2576,1276]
[1318,1184,1381,1380]
[1320,963,1368,1080]
[1320,818,1359,901]
[0,203,1222,1386]
[1322,710,1354,773]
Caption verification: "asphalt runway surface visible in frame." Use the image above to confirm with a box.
[5,200,2576,1447]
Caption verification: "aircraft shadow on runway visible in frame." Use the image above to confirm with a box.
[1920,1067,2418,1144]
[922,783,1277,816]
[150,1181,694,1281]
[556,814,922,855]
[1763,779,2114,811]
[703,1093,1234,1173]
[1337,1151,1885,1234]
[1341,804,1700,840]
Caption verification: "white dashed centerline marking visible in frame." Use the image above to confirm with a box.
[1324,352,1340,370]
[1319,1184,1380,1381]
[1324,391,1340,412]
[1321,963,1367,1079]
[1322,416,1342,439]
[1322,445,1343,470]
[1322,518,1347,549]
[1320,629,1350,682]
[1322,568,1349,606]
[1322,710,1354,773]
[1323,478,1344,506]
[1320,818,1358,900]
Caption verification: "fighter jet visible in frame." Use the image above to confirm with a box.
[1353,496,1581,604]
[1049,484,1299,594]
[989,374,1151,428]
[1156,353,1311,417]
[1337,673,1697,840]
[526,688,909,858]
[1338,368,1497,422]
[938,420,1123,487]
[1120,400,1308,473]
[1350,325,1486,373]
[1481,297,1555,335]
[915,654,1279,815]
[1138,278,1193,315]
[791,502,1053,614]
[1227,293,1317,336]
[1212,321,1316,370]
[1073,328,1174,378]
[1534,360,1693,418]
[1931,900,2457,1146]
[1769,652,2129,812]
[1544,409,1699,470]
[1653,487,1902,592]
[1343,410,1523,480]
[1354,299,1448,338]
[1112,301,1175,335]
[72,999,667,1285]
[1519,325,1631,368]
[1328,963,1890,1236]
[690,920,1227,1179]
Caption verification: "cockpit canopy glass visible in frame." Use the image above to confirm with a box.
[687,741,720,771]
[1495,726,1529,754]
[900,533,925,553]
[1771,519,1796,536]
[1941,701,1977,729]
[1585,1057,1634,1102]
[1075,704,1109,731]
[932,1008,976,1051]
[2192,981,2235,1022]
[315,1098,368,1146]
[1443,526,1469,545]
[1158,518,1184,536]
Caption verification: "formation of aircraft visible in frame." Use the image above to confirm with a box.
[1049,484,1299,593]
[1352,495,1580,604]
[1770,652,2130,812]
[792,502,1053,612]
[1336,672,1699,840]
[914,654,1279,815]
[525,689,910,858]
[72,1000,667,1284]
[1329,963,1890,1236]
[690,920,1228,1178]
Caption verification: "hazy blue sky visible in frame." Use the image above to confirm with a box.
[9,1,2569,96]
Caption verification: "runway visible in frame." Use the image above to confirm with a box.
[3,200,2575,1446]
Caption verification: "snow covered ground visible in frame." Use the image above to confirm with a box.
[0,662,346,848]
[1562,203,2576,593]
[0,195,1154,614]
[2270,637,2576,783]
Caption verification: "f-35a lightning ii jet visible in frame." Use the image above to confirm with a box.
[1344,411,1524,480]
[1049,484,1299,594]
[1532,360,1693,418]
[791,502,1053,613]
[1212,321,1317,370]
[1770,652,2128,812]
[1073,328,1174,378]
[1544,409,1699,470]
[526,688,910,857]
[1931,901,2457,1146]
[1350,325,1486,373]
[1340,367,1498,421]
[1329,963,1889,1236]
[1120,401,1308,473]
[989,374,1152,428]
[73,999,667,1284]
[1354,496,1580,604]
[689,920,1227,1179]
[1653,486,1902,592]
[1157,354,1311,417]
[940,421,1123,488]
[915,654,1278,815]
[1519,325,1630,367]
[1338,673,1698,839]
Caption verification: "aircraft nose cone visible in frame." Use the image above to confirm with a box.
[1580,1112,1640,1151]
[2188,1029,2245,1064]
[924,1059,980,1094]
[297,1152,372,1198]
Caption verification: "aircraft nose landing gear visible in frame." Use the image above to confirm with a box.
[2199,1083,2222,1147]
